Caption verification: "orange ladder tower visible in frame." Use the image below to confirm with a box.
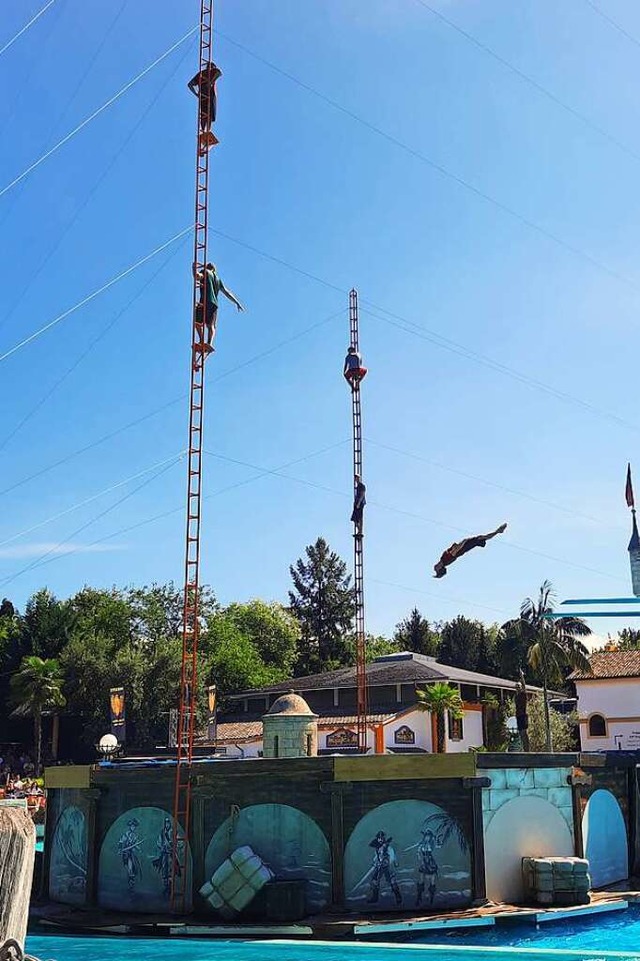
[347,289,369,752]
[171,0,214,914]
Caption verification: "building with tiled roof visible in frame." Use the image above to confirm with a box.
[213,651,543,758]
[571,650,640,750]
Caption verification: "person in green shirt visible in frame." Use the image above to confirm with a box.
[193,262,244,361]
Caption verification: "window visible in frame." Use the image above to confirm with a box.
[273,734,279,758]
[588,714,606,738]
[306,734,313,756]
[448,713,463,741]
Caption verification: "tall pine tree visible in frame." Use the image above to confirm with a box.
[289,537,355,675]
[392,607,439,656]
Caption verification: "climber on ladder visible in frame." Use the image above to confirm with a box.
[188,60,222,154]
[193,262,244,366]
[344,346,367,386]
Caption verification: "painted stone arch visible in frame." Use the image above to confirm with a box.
[49,804,87,905]
[485,795,573,902]
[98,806,192,913]
[583,789,628,887]
[344,799,471,913]
[205,803,331,914]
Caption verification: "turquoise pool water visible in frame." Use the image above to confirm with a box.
[417,909,640,954]
[24,931,640,961]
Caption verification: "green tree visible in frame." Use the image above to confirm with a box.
[511,580,590,751]
[223,600,299,674]
[204,615,283,700]
[127,582,217,654]
[416,682,464,753]
[438,615,494,673]
[616,628,640,651]
[289,537,355,675]
[21,588,74,659]
[507,694,578,753]
[392,608,439,656]
[10,656,66,773]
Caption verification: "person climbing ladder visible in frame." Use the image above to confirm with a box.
[193,262,244,367]
[188,60,222,154]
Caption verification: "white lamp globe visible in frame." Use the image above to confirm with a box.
[98,733,118,755]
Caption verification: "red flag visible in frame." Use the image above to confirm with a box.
[626,463,635,509]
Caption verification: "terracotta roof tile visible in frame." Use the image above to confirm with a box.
[215,714,396,744]
[571,650,640,680]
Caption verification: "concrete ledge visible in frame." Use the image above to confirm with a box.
[170,924,314,936]
[353,916,495,935]
[535,900,628,924]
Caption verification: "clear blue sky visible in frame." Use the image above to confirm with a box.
[2,0,640,643]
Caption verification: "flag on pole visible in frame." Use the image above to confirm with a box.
[626,463,635,509]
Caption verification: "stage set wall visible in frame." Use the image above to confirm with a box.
[43,752,640,918]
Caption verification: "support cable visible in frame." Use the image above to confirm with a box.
[0,25,198,200]
[0,0,56,59]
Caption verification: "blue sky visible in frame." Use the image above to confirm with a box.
[2,0,640,643]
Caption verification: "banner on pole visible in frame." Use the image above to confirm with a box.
[207,684,217,744]
[109,686,126,743]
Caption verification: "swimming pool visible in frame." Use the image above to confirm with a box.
[24,933,640,961]
[415,908,640,955]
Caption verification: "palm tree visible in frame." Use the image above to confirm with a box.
[515,580,590,752]
[417,682,464,753]
[10,656,66,774]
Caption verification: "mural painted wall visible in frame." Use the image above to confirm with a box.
[204,803,331,915]
[49,804,87,905]
[344,799,471,913]
[583,789,628,888]
[98,806,192,913]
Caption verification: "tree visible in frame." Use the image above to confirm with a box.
[416,682,464,753]
[392,608,439,656]
[223,600,299,675]
[289,537,355,675]
[438,615,494,673]
[10,656,66,773]
[203,615,283,700]
[21,588,74,659]
[511,580,590,752]
[616,628,640,651]
[507,694,578,753]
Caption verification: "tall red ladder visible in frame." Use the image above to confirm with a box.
[348,289,369,752]
[171,0,214,914]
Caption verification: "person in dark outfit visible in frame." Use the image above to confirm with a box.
[188,61,222,153]
[351,475,366,528]
[433,523,507,578]
[367,831,402,905]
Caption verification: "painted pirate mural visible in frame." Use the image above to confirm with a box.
[152,817,178,898]
[117,818,142,890]
[367,831,402,905]
[416,827,438,906]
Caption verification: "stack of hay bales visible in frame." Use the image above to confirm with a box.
[522,857,591,906]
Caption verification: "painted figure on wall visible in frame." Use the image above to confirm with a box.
[49,805,87,905]
[152,816,179,898]
[367,831,402,905]
[345,799,471,913]
[99,806,192,913]
[416,827,438,906]
[117,818,142,890]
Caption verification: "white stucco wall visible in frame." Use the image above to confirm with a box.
[444,709,484,754]
[576,678,640,750]
[383,709,432,752]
